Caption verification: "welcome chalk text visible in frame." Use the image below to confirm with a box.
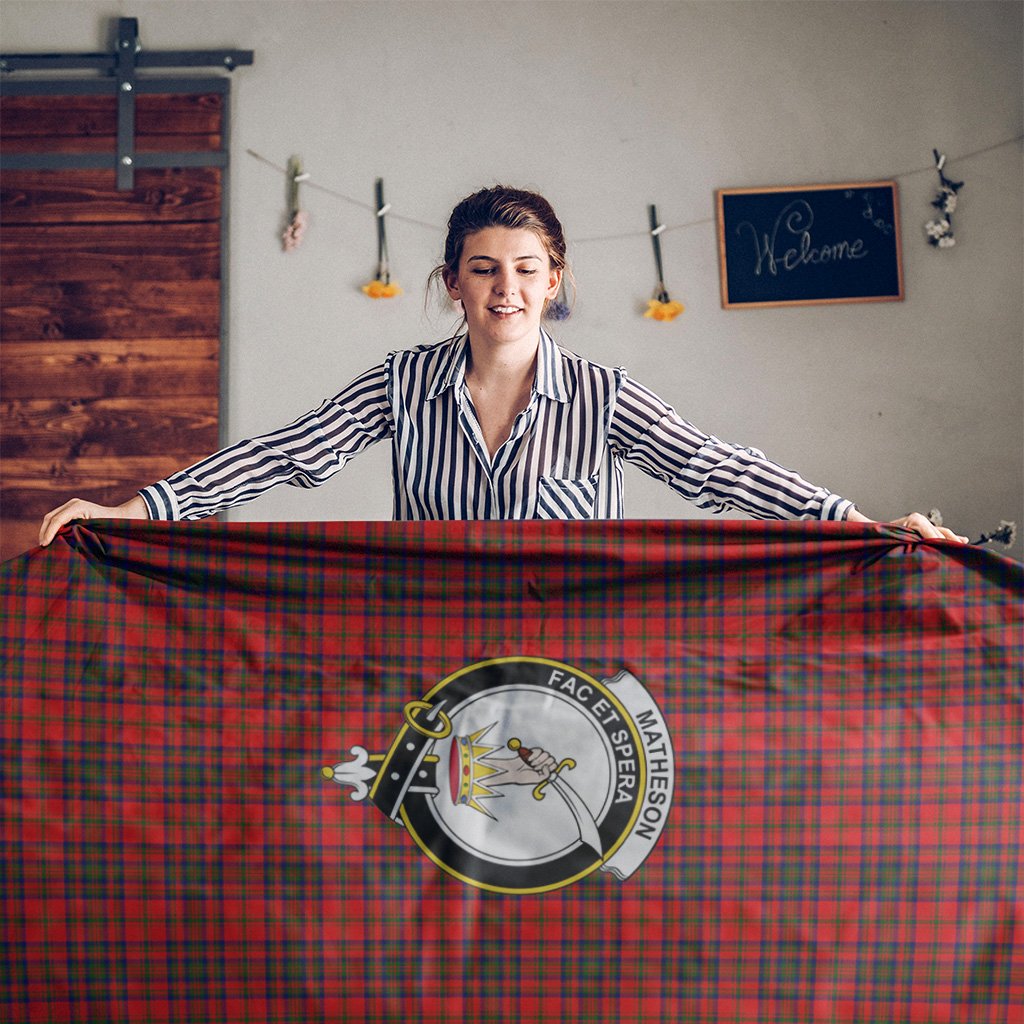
[735,199,868,277]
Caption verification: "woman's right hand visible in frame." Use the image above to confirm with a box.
[39,494,149,548]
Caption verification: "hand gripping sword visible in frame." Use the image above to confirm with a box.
[507,738,604,857]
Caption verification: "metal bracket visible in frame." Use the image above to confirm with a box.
[1,16,254,190]
[116,18,140,189]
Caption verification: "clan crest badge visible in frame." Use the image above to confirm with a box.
[323,657,674,894]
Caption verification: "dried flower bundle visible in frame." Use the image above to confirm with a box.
[282,156,309,253]
[925,150,963,249]
[363,178,401,299]
[644,204,684,324]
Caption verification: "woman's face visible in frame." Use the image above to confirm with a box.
[445,227,561,350]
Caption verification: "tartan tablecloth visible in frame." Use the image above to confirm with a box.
[1,519,1021,1023]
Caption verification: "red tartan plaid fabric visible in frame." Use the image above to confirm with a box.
[1,519,1022,1024]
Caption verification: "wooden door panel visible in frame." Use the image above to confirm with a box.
[2,456,193,518]
[1,91,223,561]
[2,396,219,459]
[2,279,220,340]
[1,168,222,223]
[1,223,220,282]
[1,134,224,155]
[0,93,223,141]
[1,338,219,399]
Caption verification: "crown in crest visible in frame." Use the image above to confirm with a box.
[449,723,505,818]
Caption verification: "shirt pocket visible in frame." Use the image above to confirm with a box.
[535,475,599,520]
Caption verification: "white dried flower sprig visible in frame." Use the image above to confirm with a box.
[925,218,955,248]
[925,150,963,249]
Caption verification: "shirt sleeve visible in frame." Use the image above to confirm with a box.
[139,361,394,520]
[607,374,856,521]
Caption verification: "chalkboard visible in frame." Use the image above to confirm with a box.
[716,181,904,309]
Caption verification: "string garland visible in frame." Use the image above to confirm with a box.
[248,149,439,231]
[247,133,1022,245]
[252,133,1021,322]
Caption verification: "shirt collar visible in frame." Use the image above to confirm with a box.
[426,329,570,403]
[535,328,570,403]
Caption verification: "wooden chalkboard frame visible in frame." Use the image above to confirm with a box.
[716,181,904,309]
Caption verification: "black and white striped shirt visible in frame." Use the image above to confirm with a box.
[140,331,854,522]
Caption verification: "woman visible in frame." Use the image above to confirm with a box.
[39,186,967,545]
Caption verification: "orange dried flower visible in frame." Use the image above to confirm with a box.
[361,279,403,299]
[644,299,685,322]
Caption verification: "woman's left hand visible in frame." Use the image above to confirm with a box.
[848,509,969,543]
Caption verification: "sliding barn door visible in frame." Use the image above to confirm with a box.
[1,91,224,561]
